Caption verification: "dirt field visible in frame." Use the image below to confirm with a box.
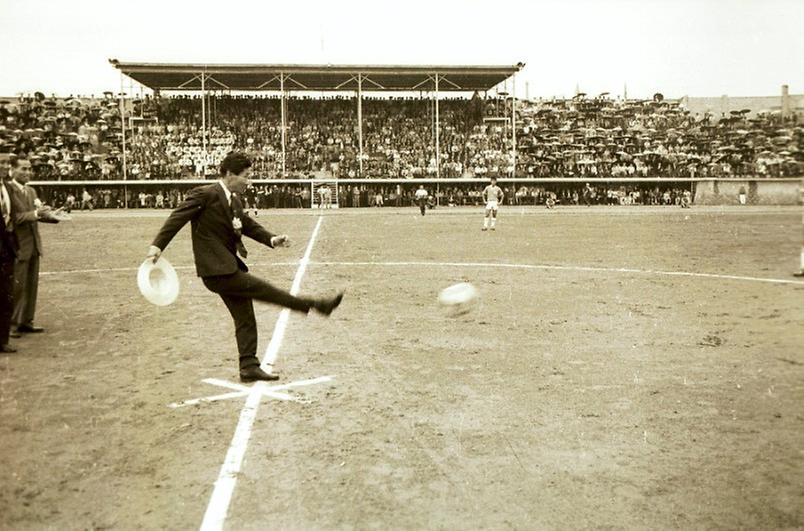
[1,205,802,530]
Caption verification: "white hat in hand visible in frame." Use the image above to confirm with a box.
[137,256,180,306]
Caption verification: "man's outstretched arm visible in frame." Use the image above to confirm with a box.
[241,214,291,249]
[147,187,207,262]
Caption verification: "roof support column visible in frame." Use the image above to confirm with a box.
[435,73,441,204]
[511,71,517,178]
[119,71,128,208]
[357,74,363,177]
[201,71,207,177]
[280,73,286,177]
[435,73,440,180]
[208,90,214,131]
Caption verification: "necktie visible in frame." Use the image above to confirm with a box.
[231,194,248,259]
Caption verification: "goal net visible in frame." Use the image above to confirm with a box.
[311,180,339,209]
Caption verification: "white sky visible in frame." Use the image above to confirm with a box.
[1,0,801,99]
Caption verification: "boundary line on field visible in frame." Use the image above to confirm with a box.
[40,259,804,286]
[39,263,299,276]
[199,216,323,531]
[306,261,804,286]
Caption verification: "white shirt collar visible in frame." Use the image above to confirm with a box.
[0,183,9,221]
[218,180,232,205]
[11,179,24,190]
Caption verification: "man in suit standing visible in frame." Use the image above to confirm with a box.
[0,156,19,353]
[8,155,60,335]
[146,152,343,383]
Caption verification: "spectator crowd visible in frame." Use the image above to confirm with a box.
[1,90,800,182]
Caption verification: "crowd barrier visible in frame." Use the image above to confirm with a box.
[29,177,802,206]
[693,179,801,205]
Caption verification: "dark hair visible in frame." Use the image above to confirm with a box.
[9,154,26,167]
[220,151,252,176]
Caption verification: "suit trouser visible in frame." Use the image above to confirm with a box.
[12,254,39,328]
[202,270,315,369]
[0,247,14,345]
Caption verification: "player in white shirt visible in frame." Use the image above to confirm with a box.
[482,177,504,231]
[414,185,429,216]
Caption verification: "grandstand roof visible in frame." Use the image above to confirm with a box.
[109,60,524,92]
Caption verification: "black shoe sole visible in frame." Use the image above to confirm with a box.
[239,375,280,382]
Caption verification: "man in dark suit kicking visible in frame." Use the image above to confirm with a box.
[146,152,343,382]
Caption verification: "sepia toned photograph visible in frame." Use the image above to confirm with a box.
[1,0,802,528]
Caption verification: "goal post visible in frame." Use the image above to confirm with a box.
[311,180,339,209]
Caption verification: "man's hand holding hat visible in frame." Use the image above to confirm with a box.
[146,245,162,263]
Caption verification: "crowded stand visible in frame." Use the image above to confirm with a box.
[1,91,800,186]
[516,94,801,179]
[0,92,124,180]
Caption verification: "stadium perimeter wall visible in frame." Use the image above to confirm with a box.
[30,177,802,206]
[693,179,801,205]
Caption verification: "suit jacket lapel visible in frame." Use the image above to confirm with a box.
[215,182,234,221]
[16,183,32,208]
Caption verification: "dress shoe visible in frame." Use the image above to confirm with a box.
[314,292,344,316]
[0,344,17,353]
[239,366,280,382]
[9,331,21,338]
[17,324,44,333]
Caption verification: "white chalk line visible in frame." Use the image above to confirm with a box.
[40,258,804,286]
[200,389,263,531]
[39,262,299,276]
[169,376,335,409]
[169,390,251,408]
[262,217,324,373]
[202,378,250,392]
[307,260,804,286]
[199,216,323,531]
[168,382,334,409]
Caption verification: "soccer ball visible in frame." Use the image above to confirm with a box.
[438,282,478,316]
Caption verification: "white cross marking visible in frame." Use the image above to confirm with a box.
[168,375,334,409]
